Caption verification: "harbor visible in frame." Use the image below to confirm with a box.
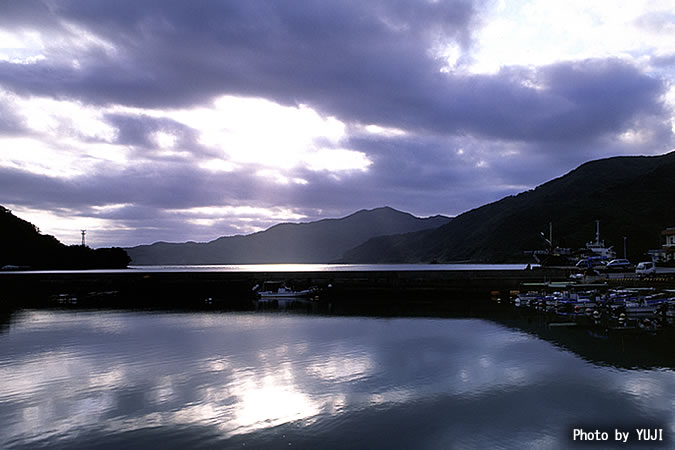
[2,265,674,309]
[0,267,563,309]
[511,281,675,334]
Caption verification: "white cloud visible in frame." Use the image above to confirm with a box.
[305,148,372,172]
[0,29,45,63]
[12,94,117,142]
[471,0,675,74]
[0,137,91,178]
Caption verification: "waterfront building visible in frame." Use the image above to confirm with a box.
[648,227,675,264]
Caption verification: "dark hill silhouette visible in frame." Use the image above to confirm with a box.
[0,206,130,270]
[342,152,675,263]
[126,207,451,264]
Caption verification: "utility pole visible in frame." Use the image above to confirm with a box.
[623,236,627,259]
[81,230,86,247]
[549,222,553,253]
[540,222,553,253]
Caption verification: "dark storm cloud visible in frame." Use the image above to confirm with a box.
[0,0,477,108]
[534,60,665,139]
[3,0,667,146]
[1,163,235,211]
[2,157,370,218]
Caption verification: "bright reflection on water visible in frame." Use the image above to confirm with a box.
[0,310,673,448]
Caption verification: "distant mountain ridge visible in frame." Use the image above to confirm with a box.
[343,152,675,263]
[126,207,452,264]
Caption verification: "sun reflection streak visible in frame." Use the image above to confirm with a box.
[233,383,321,432]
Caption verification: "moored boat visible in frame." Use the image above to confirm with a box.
[254,281,317,300]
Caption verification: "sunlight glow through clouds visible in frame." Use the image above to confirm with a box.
[12,94,117,142]
[163,205,311,236]
[153,131,177,149]
[255,168,309,185]
[0,135,130,179]
[362,124,408,137]
[0,29,45,63]
[199,159,236,173]
[6,90,368,181]
[0,137,90,177]
[173,96,353,169]
[169,205,307,223]
[305,148,372,172]
[472,0,675,74]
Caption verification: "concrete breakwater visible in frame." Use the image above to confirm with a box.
[1,268,571,310]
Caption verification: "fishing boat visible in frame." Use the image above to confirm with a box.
[581,220,616,260]
[254,281,317,300]
[624,293,672,318]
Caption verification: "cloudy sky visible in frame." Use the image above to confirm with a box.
[1,0,674,248]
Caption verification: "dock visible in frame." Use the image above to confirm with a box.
[3,267,674,312]
[1,267,570,310]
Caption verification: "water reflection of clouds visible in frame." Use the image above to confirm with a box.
[200,356,232,373]
[11,310,129,335]
[620,371,675,420]
[1,311,674,447]
[1,352,118,444]
[150,375,177,405]
[307,353,375,382]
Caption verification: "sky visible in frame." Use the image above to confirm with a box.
[1,0,674,248]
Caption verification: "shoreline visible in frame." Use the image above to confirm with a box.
[2,267,674,311]
[1,267,564,309]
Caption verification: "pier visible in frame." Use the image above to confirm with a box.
[1,267,570,310]
[3,267,674,312]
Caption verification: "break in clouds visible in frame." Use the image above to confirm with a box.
[0,0,673,247]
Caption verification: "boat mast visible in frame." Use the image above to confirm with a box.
[595,220,600,246]
[539,222,553,254]
[549,222,553,253]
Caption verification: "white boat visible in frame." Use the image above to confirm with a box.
[254,281,316,300]
[582,220,616,260]
[625,293,671,318]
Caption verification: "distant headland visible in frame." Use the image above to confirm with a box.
[0,206,130,270]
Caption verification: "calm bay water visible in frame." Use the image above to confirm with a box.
[1,309,673,449]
